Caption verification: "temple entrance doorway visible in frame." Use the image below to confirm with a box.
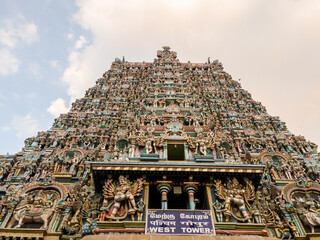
[148,184,208,210]
[167,144,185,161]
[168,190,188,209]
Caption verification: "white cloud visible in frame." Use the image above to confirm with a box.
[74,35,87,49]
[0,93,5,99]
[0,48,19,75]
[2,126,11,132]
[12,92,20,100]
[10,114,40,139]
[28,62,42,79]
[49,60,60,69]
[62,49,94,102]
[47,98,69,117]
[0,17,38,48]
[0,16,38,76]
[0,93,6,108]
[60,0,320,146]
[67,33,73,40]
[26,92,36,99]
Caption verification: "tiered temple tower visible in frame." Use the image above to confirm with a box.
[0,47,319,240]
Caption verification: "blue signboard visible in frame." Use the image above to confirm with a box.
[146,210,215,235]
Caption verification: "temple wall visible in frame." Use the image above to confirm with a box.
[1,47,320,240]
[82,235,279,240]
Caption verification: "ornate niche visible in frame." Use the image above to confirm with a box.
[0,154,16,182]
[8,151,44,182]
[188,130,219,162]
[100,175,145,222]
[117,139,129,160]
[209,177,267,236]
[134,127,165,161]
[283,182,320,235]
[260,151,305,184]
[7,181,67,229]
[57,181,98,236]
[53,148,87,179]
[212,177,258,223]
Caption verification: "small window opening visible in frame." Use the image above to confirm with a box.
[168,144,185,161]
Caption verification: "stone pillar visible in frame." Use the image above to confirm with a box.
[50,208,63,232]
[157,181,172,210]
[183,182,199,210]
[184,144,189,160]
[1,209,12,228]
[163,143,168,160]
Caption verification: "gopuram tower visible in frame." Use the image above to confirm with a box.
[0,47,319,240]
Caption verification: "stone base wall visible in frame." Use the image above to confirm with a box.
[82,235,279,240]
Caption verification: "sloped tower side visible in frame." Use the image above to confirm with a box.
[0,47,319,240]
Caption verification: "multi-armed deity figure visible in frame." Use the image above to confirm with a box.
[214,178,256,222]
[103,175,143,220]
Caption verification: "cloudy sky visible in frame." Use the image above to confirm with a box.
[0,0,319,154]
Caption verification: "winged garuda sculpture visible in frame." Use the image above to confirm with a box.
[214,177,255,222]
[103,175,143,220]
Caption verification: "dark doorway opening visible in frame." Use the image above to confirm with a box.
[167,190,188,209]
[148,185,162,209]
[148,184,209,210]
[168,144,185,161]
[196,186,209,210]
[168,186,209,210]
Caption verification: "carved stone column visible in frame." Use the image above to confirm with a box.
[183,182,199,210]
[157,181,172,210]
[163,143,168,160]
[184,144,189,160]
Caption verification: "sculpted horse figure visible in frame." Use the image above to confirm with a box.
[14,190,57,229]
[294,195,320,233]
[299,211,320,233]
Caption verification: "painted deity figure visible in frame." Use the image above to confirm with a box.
[293,193,320,233]
[213,200,224,222]
[144,138,160,155]
[145,140,153,154]
[199,141,207,156]
[214,178,255,222]
[137,198,145,221]
[103,176,143,219]
[196,134,208,156]
[14,189,57,229]
[251,204,263,223]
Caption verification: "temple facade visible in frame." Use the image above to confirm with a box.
[0,47,319,240]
